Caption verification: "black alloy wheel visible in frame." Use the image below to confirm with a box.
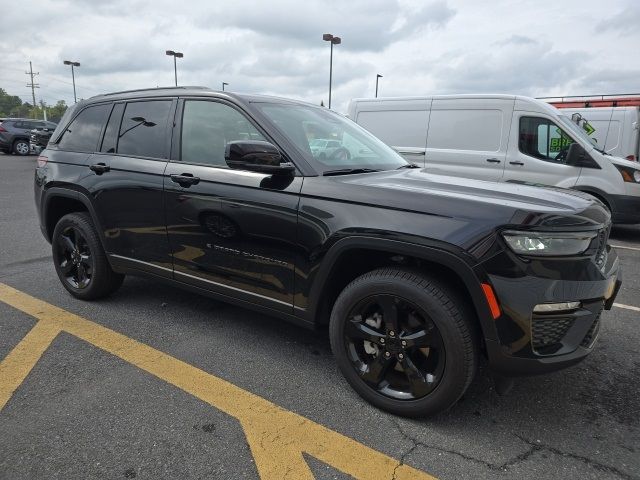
[330,268,477,417]
[344,294,445,400]
[52,212,124,300]
[55,225,93,289]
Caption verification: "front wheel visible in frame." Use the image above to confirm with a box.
[329,268,477,417]
[52,212,124,300]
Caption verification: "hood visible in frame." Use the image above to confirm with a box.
[606,154,640,170]
[305,169,610,229]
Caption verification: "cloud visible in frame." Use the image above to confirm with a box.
[596,5,640,35]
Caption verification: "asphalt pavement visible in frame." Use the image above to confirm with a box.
[1,151,639,480]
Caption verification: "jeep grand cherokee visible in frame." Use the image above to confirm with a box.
[34,87,621,416]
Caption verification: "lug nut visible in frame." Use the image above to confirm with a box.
[389,330,395,337]
[384,351,391,358]
[380,338,385,344]
[401,340,407,347]
[398,353,404,360]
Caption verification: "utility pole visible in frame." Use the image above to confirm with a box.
[25,61,40,118]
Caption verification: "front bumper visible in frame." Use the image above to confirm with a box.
[609,194,640,224]
[479,245,620,376]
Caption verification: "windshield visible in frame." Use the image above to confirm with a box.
[254,103,409,173]
[557,115,598,149]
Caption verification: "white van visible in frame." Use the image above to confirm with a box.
[546,105,639,162]
[348,94,640,224]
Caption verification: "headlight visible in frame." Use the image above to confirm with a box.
[502,231,597,256]
[614,164,640,183]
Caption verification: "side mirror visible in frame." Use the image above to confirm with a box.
[565,143,599,168]
[225,140,294,175]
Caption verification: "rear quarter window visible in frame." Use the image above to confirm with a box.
[57,104,112,153]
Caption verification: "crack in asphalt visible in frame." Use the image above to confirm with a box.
[391,420,637,479]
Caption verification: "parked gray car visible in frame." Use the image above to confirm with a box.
[0,118,57,155]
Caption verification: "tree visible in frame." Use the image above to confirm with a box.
[0,87,68,122]
[0,88,23,117]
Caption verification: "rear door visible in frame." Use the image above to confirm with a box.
[355,100,431,165]
[425,98,512,181]
[502,113,581,188]
[85,98,176,276]
[163,98,301,312]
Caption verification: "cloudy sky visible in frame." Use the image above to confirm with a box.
[1,0,639,112]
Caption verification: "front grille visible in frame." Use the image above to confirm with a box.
[581,314,601,347]
[532,317,574,352]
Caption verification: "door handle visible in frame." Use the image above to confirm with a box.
[170,173,200,187]
[509,161,525,166]
[486,158,501,163]
[89,163,110,174]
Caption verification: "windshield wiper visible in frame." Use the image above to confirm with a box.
[396,163,421,169]
[322,168,381,176]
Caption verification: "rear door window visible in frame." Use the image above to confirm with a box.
[57,104,112,153]
[117,100,173,159]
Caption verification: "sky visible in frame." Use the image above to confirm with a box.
[1,0,639,113]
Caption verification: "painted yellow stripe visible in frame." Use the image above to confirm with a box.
[0,283,435,480]
[0,320,61,410]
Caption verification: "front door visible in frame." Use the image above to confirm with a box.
[164,98,301,312]
[502,113,582,188]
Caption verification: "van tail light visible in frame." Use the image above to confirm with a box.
[626,155,636,161]
[0,126,7,132]
[37,156,48,167]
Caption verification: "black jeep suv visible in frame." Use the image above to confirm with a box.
[34,87,621,416]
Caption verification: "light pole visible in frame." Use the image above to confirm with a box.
[63,60,80,103]
[322,33,341,109]
[375,74,383,98]
[222,82,228,91]
[165,50,183,86]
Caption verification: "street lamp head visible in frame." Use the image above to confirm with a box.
[175,52,183,58]
[377,74,383,78]
[322,33,333,41]
[331,36,341,45]
[63,60,80,66]
[165,50,175,56]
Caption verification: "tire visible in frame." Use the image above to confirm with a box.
[13,139,30,156]
[52,212,124,300]
[329,268,477,417]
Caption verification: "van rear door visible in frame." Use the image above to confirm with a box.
[354,99,430,166]
[425,98,512,181]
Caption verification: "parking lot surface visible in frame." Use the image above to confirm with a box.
[1,151,639,479]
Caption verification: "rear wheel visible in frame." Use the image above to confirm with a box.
[329,268,477,417]
[13,139,30,156]
[52,212,124,300]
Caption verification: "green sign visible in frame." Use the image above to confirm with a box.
[583,121,595,136]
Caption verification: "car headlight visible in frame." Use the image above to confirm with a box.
[502,231,597,256]
[614,164,640,183]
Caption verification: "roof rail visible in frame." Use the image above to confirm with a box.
[537,93,640,108]
[90,86,211,98]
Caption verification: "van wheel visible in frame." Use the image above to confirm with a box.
[13,139,30,156]
[329,268,477,417]
[52,212,124,300]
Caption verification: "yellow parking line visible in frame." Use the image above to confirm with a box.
[0,320,61,410]
[0,283,435,480]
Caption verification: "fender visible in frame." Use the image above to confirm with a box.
[304,236,498,341]
[572,186,613,210]
[42,186,109,252]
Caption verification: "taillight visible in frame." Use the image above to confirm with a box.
[626,155,637,161]
[37,156,48,167]
[0,126,7,132]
